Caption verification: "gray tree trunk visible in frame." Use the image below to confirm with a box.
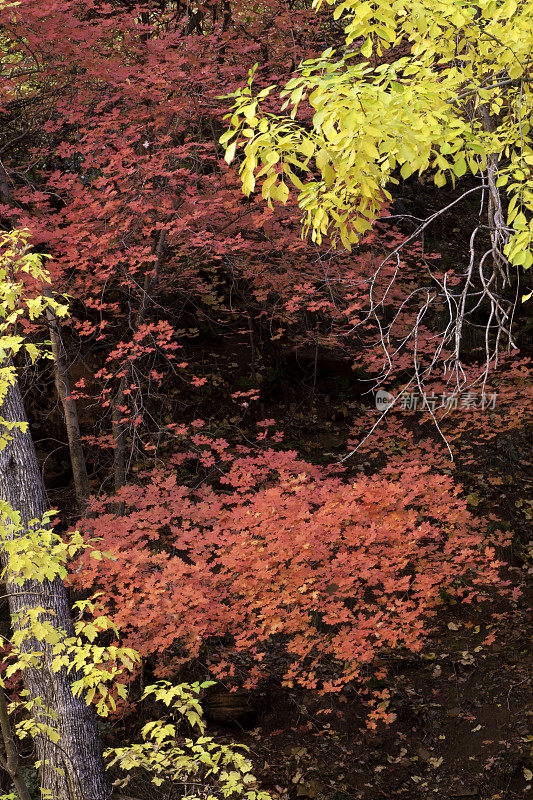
[0,369,111,800]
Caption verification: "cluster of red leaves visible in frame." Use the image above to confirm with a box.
[71,433,506,722]
[1,0,329,440]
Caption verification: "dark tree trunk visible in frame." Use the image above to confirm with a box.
[0,370,110,800]
[44,289,91,513]
[112,229,165,496]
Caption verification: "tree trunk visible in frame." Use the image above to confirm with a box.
[0,684,33,800]
[0,370,110,800]
[480,104,510,287]
[44,289,91,513]
[0,167,91,513]
[112,230,166,495]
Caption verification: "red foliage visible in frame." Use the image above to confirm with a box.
[72,434,506,722]
[1,0,526,730]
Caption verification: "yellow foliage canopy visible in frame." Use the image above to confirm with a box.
[222,0,533,266]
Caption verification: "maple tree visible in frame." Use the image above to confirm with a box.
[0,0,330,493]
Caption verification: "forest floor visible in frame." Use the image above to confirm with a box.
[32,343,533,800]
[228,589,532,800]
[199,190,533,800]
[199,422,533,800]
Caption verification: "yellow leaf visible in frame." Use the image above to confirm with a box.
[224,141,237,164]
[361,37,373,57]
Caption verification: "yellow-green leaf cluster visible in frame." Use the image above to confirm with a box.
[106,681,270,800]
[222,0,533,270]
[0,230,69,448]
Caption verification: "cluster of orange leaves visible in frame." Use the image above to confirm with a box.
[71,433,506,723]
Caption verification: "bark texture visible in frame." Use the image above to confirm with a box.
[0,371,110,800]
